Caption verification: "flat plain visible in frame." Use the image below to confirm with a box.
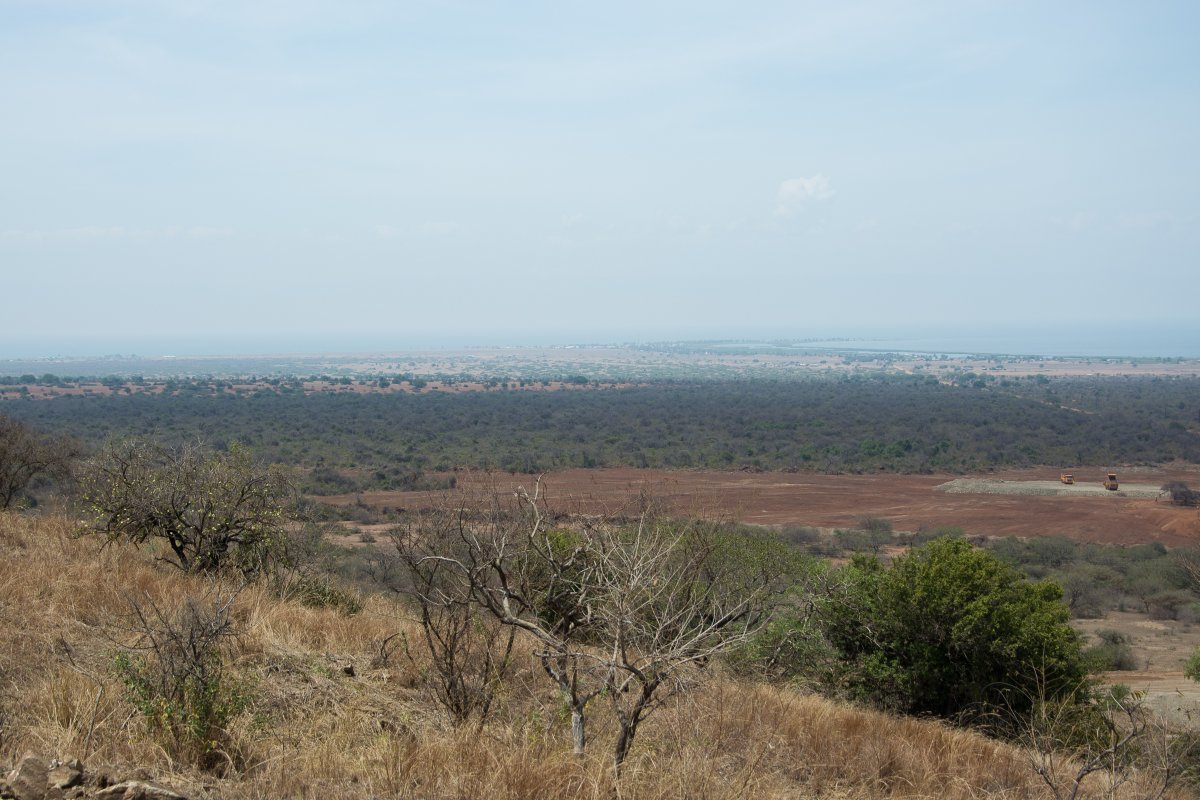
[319,465,1200,547]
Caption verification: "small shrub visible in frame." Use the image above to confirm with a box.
[1185,648,1200,682]
[285,575,363,615]
[1083,629,1139,671]
[112,591,249,770]
[779,525,821,547]
[910,526,964,547]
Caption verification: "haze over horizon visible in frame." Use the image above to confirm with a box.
[3,1,1198,356]
[4,322,1200,362]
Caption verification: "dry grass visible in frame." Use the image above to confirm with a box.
[0,511,1188,799]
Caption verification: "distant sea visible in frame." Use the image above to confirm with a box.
[794,329,1200,359]
[2,325,1199,361]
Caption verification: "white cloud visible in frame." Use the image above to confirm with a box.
[775,175,834,217]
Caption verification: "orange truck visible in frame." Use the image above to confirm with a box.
[1059,472,1075,485]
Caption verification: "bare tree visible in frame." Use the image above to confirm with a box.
[390,506,515,728]
[586,513,784,771]
[113,587,245,770]
[81,438,293,575]
[391,481,602,754]
[0,412,79,509]
[395,479,795,769]
[1016,684,1188,800]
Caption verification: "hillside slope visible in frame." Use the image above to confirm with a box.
[0,513,1184,799]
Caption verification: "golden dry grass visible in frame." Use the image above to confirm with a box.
[0,512,1187,799]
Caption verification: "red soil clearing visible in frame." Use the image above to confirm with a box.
[318,466,1200,548]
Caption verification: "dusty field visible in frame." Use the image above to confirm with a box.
[319,465,1200,547]
[1077,612,1200,673]
[1075,612,1200,724]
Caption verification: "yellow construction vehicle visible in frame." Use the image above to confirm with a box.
[1060,472,1075,485]
[1103,472,1119,491]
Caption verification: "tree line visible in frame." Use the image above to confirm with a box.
[3,375,1198,493]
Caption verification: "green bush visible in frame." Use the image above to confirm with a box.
[728,602,836,686]
[1185,648,1200,682]
[1083,629,1139,671]
[818,538,1090,719]
[285,574,363,615]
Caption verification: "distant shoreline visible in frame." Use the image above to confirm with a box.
[2,343,1198,383]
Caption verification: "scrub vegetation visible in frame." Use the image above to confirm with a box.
[2,369,1200,797]
[3,374,1198,494]
[1,508,1192,799]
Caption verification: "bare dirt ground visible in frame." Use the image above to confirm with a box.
[319,465,1200,547]
[1075,613,1200,724]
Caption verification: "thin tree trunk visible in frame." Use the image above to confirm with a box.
[613,722,635,774]
[571,704,586,756]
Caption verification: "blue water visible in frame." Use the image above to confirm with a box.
[2,325,1198,361]
[792,328,1200,359]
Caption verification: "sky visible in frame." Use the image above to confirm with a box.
[2,1,1198,356]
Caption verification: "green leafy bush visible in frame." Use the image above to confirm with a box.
[1083,629,1139,671]
[1185,648,1200,682]
[818,538,1090,719]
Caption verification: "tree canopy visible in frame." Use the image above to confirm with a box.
[819,537,1090,719]
[81,439,294,575]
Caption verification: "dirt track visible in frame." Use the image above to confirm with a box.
[320,465,1200,547]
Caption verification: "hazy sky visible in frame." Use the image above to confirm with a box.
[2,1,1198,355]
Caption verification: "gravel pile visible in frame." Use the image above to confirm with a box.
[935,479,1163,499]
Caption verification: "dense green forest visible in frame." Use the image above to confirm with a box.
[3,374,1198,491]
